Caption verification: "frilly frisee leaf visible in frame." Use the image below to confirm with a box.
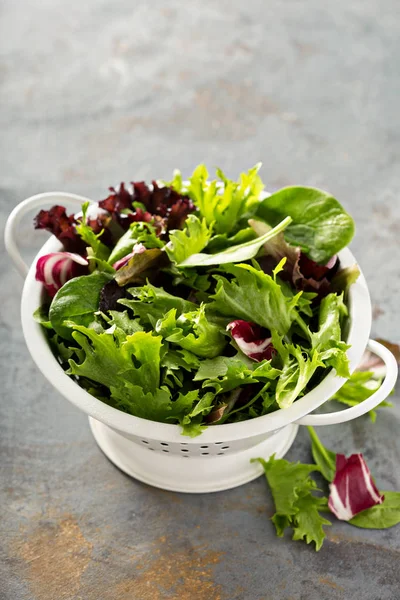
[119,283,197,326]
[155,305,226,359]
[253,455,329,551]
[68,327,163,393]
[166,215,213,265]
[183,163,264,236]
[208,260,300,336]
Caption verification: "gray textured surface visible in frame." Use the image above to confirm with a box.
[1,1,400,599]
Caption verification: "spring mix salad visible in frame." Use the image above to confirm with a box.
[33,164,360,436]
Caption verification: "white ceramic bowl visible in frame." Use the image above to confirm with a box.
[5,192,398,493]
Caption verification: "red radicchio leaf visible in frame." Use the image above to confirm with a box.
[294,253,339,298]
[227,320,275,362]
[99,181,194,234]
[328,453,384,521]
[112,243,147,270]
[35,252,89,298]
[34,205,88,255]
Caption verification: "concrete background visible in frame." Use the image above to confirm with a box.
[1,1,399,598]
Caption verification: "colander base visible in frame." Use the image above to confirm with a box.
[89,418,299,493]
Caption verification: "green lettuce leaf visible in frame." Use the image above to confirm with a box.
[206,227,256,253]
[166,215,213,264]
[69,327,162,393]
[256,186,355,264]
[272,331,324,409]
[185,163,263,235]
[254,455,330,550]
[331,264,360,294]
[108,222,164,265]
[76,202,110,261]
[178,217,291,267]
[120,283,197,326]
[179,391,215,437]
[209,262,301,335]
[311,293,350,378]
[155,305,226,358]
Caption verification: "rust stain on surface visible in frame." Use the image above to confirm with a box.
[102,537,224,600]
[318,576,344,591]
[14,514,93,600]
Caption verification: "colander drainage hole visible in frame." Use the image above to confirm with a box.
[162,449,169,453]
[221,446,230,450]
[160,442,169,446]
[142,440,149,444]
[201,452,209,455]
[200,445,208,449]
[217,452,224,456]
[181,449,189,453]
[215,442,223,445]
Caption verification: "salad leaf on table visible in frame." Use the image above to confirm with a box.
[306,427,400,530]
[253,455,330,551]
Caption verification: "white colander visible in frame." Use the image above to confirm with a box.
[5,193,398,493]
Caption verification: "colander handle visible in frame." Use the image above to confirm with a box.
[295,339,398,426]
[4,192,94,278]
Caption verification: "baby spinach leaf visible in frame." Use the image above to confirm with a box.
[256,186,355,264]
[49,272,111,340]
[349,492,400,529]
